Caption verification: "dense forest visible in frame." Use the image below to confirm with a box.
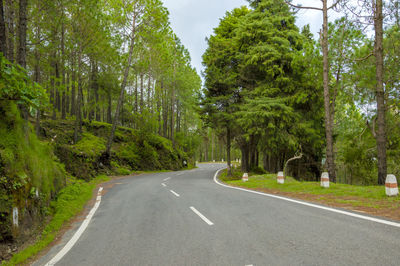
[0,0,202,145]
[202,0,400,185]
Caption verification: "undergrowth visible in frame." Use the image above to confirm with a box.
[2,175,109,266]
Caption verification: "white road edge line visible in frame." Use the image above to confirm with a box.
[170,190,180,197]
[213,168,400,228]
[190,206,214,225]
[45,187,104,266]
[163,177,171,181]
[162,183,167,187]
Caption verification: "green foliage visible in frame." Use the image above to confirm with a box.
[0,55,48,111]
[202,0,324,177]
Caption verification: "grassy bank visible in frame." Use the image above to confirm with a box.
[219,170,400,211]
[3,175,109,266]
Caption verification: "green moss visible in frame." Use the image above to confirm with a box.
[0,101,66,241]
[40,119,188,177]
[73,133,105,157]
[115,167,131,176]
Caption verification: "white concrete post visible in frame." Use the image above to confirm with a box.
[321,172,329,188]
[385,174,399,196]
[277,171,284,184]
[13,207,18,227]
[242,173,249,182]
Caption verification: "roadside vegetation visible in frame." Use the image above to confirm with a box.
[219,169,400,221]
[3,175,109,266]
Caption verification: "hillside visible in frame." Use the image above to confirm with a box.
[0,102,188,260]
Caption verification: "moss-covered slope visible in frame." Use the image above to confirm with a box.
[0,104,188,246]
[39,120,188,180]
[0,102,66,242]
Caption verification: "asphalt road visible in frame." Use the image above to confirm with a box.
[34,163,400,266]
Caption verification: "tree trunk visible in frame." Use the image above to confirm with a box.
[71,52,76,115]
[227,126,232,176]
[147,72,151,112]
[0,0,7,57]
[176,100,180,133]
[54,61,60,119]
[34,31,41,137]
[162,85,168,137]
[322,0,336,182]
[140,73,144,113]
[134,75,138,113]
[107,87,112,124]
[61,22,66,120]
[374,0,387,185]
[17,0,27,68]
[66,72,70,115]
[5,0,14,62]
[94,63,100,121]
[205,138,209,162]
[241,145,250,173]
[61,87,66,119]
[88,61,95,121]
[171,66,176,146]
[74,49,83,144]
[105,11,136,158]
[157,81,162,135]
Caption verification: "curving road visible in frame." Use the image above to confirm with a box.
[34,163,400,266]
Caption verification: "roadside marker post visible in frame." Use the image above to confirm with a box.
[385,174,399,196]
[277,171,284,184]
[321,172,330,188]
[242,172,249,182]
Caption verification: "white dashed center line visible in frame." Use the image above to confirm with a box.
[170,190,180,197]
[163,177,171,181]
[190,207,214,225]
[161,183,166,187]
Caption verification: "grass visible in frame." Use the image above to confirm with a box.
[2,175,110,266]
[219,169,400,209]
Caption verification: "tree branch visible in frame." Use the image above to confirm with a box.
[354,52,374,61]
[283,148,303,176]
[328,0,343,11]
[284,1,322,11]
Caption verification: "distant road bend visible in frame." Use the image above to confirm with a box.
[35,163,400,266]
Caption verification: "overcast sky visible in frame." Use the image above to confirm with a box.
[161,0,340,79]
